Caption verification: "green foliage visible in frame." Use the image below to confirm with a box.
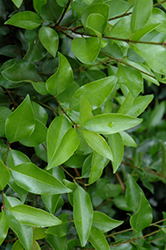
[0,0,166,249]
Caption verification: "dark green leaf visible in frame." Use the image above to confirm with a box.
[0,212,9,245]
[88,226,110,250]
[0,159,10,190]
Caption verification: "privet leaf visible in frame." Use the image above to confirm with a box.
[5,95,35,142]
[46,52,73,96]
[81,130,113,161]
[0,212,9,245]
[5,11,41,29]
[73,185,93,247]
[79,96,92,127]
[88,226,110,250]
[0,159,10,190]
[10,205,62,227]
[11,162,72,195]
[130,192,152,232]
[84,113,142,134]
[89,152,104,185]
[39,26,59,57]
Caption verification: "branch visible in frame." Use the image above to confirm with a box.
[56,0,71,26]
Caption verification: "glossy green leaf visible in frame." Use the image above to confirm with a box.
[109,16,132,39]
[88,226,110,250]
[7,149,30,169]
[39,27,59,57]
[71,76,116,111]
[42,194,61,214]
[118,65,143,97]
[71,37,101,64]
[152,8,166,34]
[33,228,47,240]
[118,92,135,115]
[130,192,152,232]
[45,234,66,250]
[131,0,153,32]
[93,211,123,233]
[81,130,113,161]
[31,101,48,125]
[46,213,68,237]
[40,0,63,22]
[10,204,62,227]
[107,0,130,18]
[127,95,154,117]
[108,133,124,173]
[47,127,79,170]
[126,174,144,212]
[5,11,41,29]
[89,151,104,185]
[4,196,33,250]
[11,0,23,8]
[0,212,9,245]
[31,81,48,95]
[79,95,92,127]
[19,119,47,147]
[5,95,35,142]
[56,0,68,7]
[33,0,47,14]
[46,52,73,96]
[2,60,42,83]
[73,185,93,247]
[119,132,137,147]
[11,162,72,195]
[24,38,47,63]
[0,107,11,136]
[84,113,142,135]
[0,159,10,190]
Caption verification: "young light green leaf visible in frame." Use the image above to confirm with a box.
[79,96,92,127]
[10,205,62,227]
[71,37,101,64]
[5,11,41,29]
[0,212,9,245]
[130,192,152,232]
[47,116,71,163]
[0,159,10,190]
[47,127,80,170]
[5,95,35,142]
[118,65,143,97]
[46,52,73,96]
[88,226,110,250]
[108,133,124,173]
[39,27,59,57]
[12,240,24,250]
[131,0,153,32]
[11,0,23,8]
[119,132,137,147]
[11,162,72,195]
[89,152,104,185]
[71,76,116,111]
[84,113,142,134]
[73,185,93,247]
[81,130,113,161]
[93,211,123,233]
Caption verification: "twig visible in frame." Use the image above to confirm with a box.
[115,172,125,191]
[56,0,71,26]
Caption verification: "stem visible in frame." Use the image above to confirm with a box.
[115,172,125,191]
[56,0,71,26]
[154,0,166,7]
[5,89,18,109]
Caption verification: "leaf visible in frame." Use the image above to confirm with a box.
[147,101,165,127]
[89,152,104,185]
[70,76,116,111]
[39,27,59,57]
[11,162,72,195]
[19,119,47,147]
[130,193,152,232]
[0,107,11,136]
[73,185,93,247]
[5,95,35,142]
[10,204,62,227]
[81,130,113,161]
[46,52,73,96]
[131,0,153,32]
[11,0,23,8]
[126,174,144,212]
[79,96,92,127]
[0,212,9,245]
[88,226,110,250]
[46,213,68,237]
[41,194,61,214]
[31,101,48,125]
[119,132,137,147]
[56,0,68,7]
[92,211,123,233]
[0,160,10,190]
[84,113,142,134]
[24,38,47,63]
[118,65,143,97]
[33,0,47,14]
[31,81,48,95]
[71,37,101,64]
[2,60,42,83]
[108,133,124,173]
[5,11,41,29]
[47,127,80,170]
[45,234,66,250]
